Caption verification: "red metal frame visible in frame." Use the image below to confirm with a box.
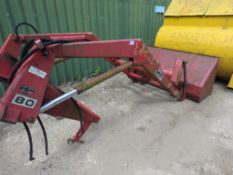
[0,33,184,142]
[43,84,100,142]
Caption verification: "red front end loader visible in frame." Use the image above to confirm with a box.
[0,28,218,160]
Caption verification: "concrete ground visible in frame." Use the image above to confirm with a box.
[1,73,233,175]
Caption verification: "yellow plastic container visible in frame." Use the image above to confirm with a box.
[155,0,233,87]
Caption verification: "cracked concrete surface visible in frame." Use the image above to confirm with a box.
[1,73,233,175]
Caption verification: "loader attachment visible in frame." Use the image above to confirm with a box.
[149,47,218,102]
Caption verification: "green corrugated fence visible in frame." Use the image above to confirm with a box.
[0,0,171,96]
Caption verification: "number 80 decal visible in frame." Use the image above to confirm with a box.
[12,94,37,109]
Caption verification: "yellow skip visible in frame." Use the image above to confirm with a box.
[155,0,233,88]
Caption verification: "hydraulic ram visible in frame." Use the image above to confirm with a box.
[40,61,133,113]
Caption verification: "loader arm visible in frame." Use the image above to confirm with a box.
[0,35,184,123]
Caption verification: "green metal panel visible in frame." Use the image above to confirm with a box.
[0,84,6,97]
[0,0,171,96]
